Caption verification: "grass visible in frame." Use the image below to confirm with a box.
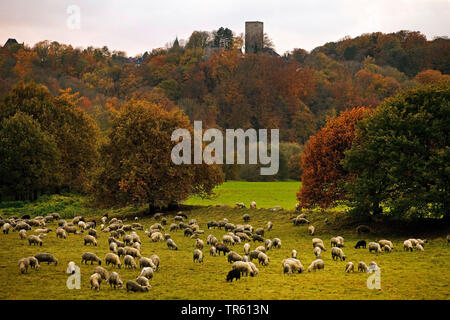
[0,182,449,300]
[184,180,302,209]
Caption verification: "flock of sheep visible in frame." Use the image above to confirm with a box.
[1,202,448,294]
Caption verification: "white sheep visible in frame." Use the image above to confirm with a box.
[358,261,368,272]
[257,252,269,266]
[210,246,217,257]
[195,239,204,250]
[232,261,254,276]
[291,249,298,259]
[243,243,250,255]
[266,221,273,231]
[193,249,204,263]
[124,255,137,269]
[403,240,413,252]
[331,247,346,261]
[272,238,282,249]
[250,201,257,209]
[307,259,325,272]
[84,235,97,246]
[166,238,178,250]
[108,272,123,289]
[282,258,304,274]
[105,253,121,268]
[308,225,315,236]
[90,273,102,291]
[313,246,321,258]
[368,242,382,254]
[345,262,354,273]
[139,267,154,279]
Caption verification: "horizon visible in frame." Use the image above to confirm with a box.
[1,0,449,57]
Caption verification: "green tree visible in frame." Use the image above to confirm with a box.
[343,84,450,219]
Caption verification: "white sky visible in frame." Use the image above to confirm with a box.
[0,0,449,56]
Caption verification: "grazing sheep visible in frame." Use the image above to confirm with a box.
[139,257,156,270]
[265,239,273,251]
[195,239,204,250]
[139,267,154,279]
[81,252,102,265]
[90,273,102,291]
[257,252,269,266]
[345,262,354,273]
[235,202,246,209]
[331,237,344,248]
[243,214,250,222]
[222,235,235,246]
[293,217,310,226]
[18,258,30,274]
[166,238,178,250]
[35,253,58,265]
[354,240,366,249]
[93,266,109,280]
[227,251,243,263]
[255,246,266,253]
[136,276,151,288]
[28,235,43,246]
[331,247,346,261]
[232,261,254,277]
[368,242,382,254]
[2,223,11,234]
[250,201,257,209]
[356,225,371,235]
[183,228,194,237]
[282,258,304,274]
[84,235,97,246]
[19,229,27,240]
[255,228,265,236]
[358,261,368,272]
[248,250,261,261]
[132,242,141,251]
[124,255,137,269]
[272,238,282,249]
[403,240,413,252]
[415,243,424,251]
[266,221,273,231]
[169,223,178,232]
[56,228,67,239]
[252,234,264,243]
[379,240,394,251]
[240,243,249,255]
[215,243,230,256]
[108,272,123,289]
[226,269,241,282]
[210,246,217,257]
[291,249,297,259]
[193,249,204,263]
[313,246,321,258]
[312,238,326,251]
[151,232,164,242]
[207,221,218,229]
[126,280,149,292]
[124,247,141,258]
[308,225,315,236]
[236,232,251,241]
[307,259,325,272]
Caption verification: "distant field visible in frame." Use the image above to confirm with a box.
[184,181,301,209]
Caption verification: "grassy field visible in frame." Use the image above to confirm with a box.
[0,182,449,300]
[184,180,301,209]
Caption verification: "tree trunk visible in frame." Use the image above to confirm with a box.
[148,200,156,215]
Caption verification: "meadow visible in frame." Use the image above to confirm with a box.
[0,181,449,300]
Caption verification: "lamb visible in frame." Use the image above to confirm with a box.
[308,225,315,236]
[291,249,297,259]
[331,247,346,261]
[378,240,393,250]
[243,214,250,222]
[354,240,366,249]
[226,269,241,282]
[136,276,151,288]
[124,255,137,269]
[272,238,282,249]
[35,253,58,265]
[84,235,98,246]
[27,257,40,270]
[90,273,102,291]
[210,246,217,257]
[282,258,304,274]
[193,249,204,263]
[265,239,273,250]
[345,262,354,273]
[166,238,178,250]
[19,229,27,240]
[108,272,123,289]
[227,251,243,263]
[250,201,257,209]
[139,257,156,270]
[139,267,154,279]
[28,235,43,246]
[126,280,149,292]
[403,240,413,252]
[307,259,325,272]
[195,239,204,250]
[368,242,382,254]
[358,261,368,272]
[313,246,321,258]
[266,221,273,231]
[415,243,424,251]
[93,266,109,280]
[232,261,254,277]
[56,228,67,239]
[257,252,269,266]
[81,252,102,265]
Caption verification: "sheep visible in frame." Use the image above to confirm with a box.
[264,239,273,251]
[210,246,217,257]
[19,229,27,240]
[27,257,39,271]
[255,228,264,236]
[193,249,204,263]
[183,228,194,237]
[207,221,218,229]
[195,239,204,250]
[136,276,151,288]
[222,235,235,246]
[331,237,344,248]
[81,252,102,265]
[2,223,11,234]
[255,246,266,253]
[35,253,58,265]
[312,238,326,251]
[272,238,282,249]
[161,218,167,226]
[384,245,393,253]
[243,214,250,222]
[126,280,149,292]
[224,223,236,232]
[84,235,97,246]
[28,235,43,246]
[139,267,154,279]
[235,202,246,209]
[308,225,315,236]
[252,234,264,243]
[34,228,52,234]
[132,242,141,251]
[236,232,251,241]
[124,247,141,258]
[232,261,254,277]
[293,217,310,226]
[345,262,354,273]
[227,251,243,263]
[248,250,261,261]
[257,252,269,266]
[307,259,325,272]
[408,238,419,247]
[148,254,160,271]
[139,257,156,270]
[415,243,424,251]
[403,240,413,252]
[354,240,366,249]
[90,273,102,291]
[266,221,273,231]
[282,258,304,274]
[215,243,230,256]
[379,240,394,250]
[108,272,123,289]
[56,228,67,239]
[18,258,30,274]
[169,223,178,232]
[166,238,178,250]
[331,247,346,261]
[358,261,368,272]
[93,266,109,280]
[124,255,137,269]
[226,269,241,282]
[250,201,257,209]
[356,225,371,235]
[368,242,382,254]
[313,246,321,258]
[150,232,164,242]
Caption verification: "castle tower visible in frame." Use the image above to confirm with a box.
[245,21,263,54]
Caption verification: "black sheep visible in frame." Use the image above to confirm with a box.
[226,269,241,282]
[354,240,367,249]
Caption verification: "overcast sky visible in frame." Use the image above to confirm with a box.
[1,0,449,56]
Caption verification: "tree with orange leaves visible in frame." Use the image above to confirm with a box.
[296,107,372,209]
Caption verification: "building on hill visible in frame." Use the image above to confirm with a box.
[245,21,264,54]
[4,38,18,47]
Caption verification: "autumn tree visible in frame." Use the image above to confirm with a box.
[343,84,450,219]
[92,100,224,212]
[297,107,372,208]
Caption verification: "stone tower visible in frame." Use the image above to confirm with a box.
[245,21,263,54]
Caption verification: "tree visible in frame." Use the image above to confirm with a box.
[0,112,60,200]
[92,100,224,212]
[297,107,372,208]
[343,84,450,219]
[414,69,450,85]
[186,31,211,49]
